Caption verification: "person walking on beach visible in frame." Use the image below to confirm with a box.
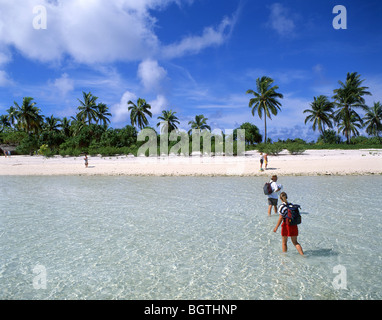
[260,153,264,171]
[264,153,268,170]
[84,154,88,168]
[273,192,304,256]
[268,175,282,216]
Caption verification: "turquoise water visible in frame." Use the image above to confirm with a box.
[0,175,381,300]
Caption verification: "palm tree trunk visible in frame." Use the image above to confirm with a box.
[346,106,351,144]
[264,115,267,143]
[345,119,350,144]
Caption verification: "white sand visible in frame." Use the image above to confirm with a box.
[0,149,381,176]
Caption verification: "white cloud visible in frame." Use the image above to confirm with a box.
[365,75,382,106]
[1,1,63,62]
[274,70,310,84]
[268,124,317,142]
[149,94,168,115]
[0,45,13,87]
[0,50,11,66]
[0,0,160,64]
[110,91,166,126]
[110,91,137,125]
[313,64,324,74]
[0,0,237,65]
[273,93,311,122]
[137,59,167,93]
[267,3,296,37]
[185,93,255,130]
[59,1,160,64]
[244,67,310,86]
[0,70,13,87]
[53,73,74,96]
[161,13,238,59]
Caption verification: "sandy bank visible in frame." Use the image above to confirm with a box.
[0,149,381,177]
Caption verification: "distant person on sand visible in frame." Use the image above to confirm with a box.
[84,154,88,168]
[273,192,304,256]
[268,175,282,216]
[259,153,264,171]
[264,153,268,170]
[3,149,7,157]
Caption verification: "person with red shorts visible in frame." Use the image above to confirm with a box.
[273,192,304,256]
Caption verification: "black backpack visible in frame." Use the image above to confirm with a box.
[263,182,273,195]
[281,203,301,226]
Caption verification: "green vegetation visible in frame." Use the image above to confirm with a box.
[303,95,335,134]
[0,72,381,157]
[246,76,283,143]
[127,98,152,130]
[157,109,180,134]
[188,115,211,134]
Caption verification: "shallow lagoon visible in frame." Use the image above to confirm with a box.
[1,175,381,299]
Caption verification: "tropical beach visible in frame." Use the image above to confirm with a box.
[1,0,382,304]
[1,149,381,177]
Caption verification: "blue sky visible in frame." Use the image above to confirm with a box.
[1,0,382,141]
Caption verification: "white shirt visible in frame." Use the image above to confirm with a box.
[268,180,282,199]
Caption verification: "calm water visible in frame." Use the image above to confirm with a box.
[0,175,381,300]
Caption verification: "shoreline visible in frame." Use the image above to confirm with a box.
[0,149,382,177]
[1,149,381,177]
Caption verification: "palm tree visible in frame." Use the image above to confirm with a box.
[157,109,180,134]
[44,115,61,133]
[363,102,382,137]
[61,117,72,138]
[69,116,85,137]
[96,103,112,127]
[0,115,11,132]
[332,72,371,143]
[303,95,334,134]
[188,115,211,134]
[77,91,99,126]
[337,109,363,140]
[246,76,283,143]
[127,98,152,130]
[6,106,19,128]
[14,97,43,135]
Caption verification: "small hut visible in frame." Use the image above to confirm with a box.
[0,144,17,156]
